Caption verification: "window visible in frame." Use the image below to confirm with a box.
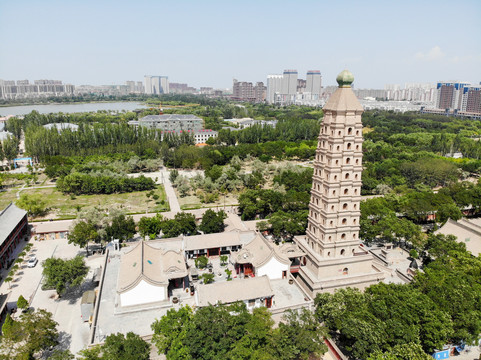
[345,173,350,179]
[341,234,346,239]
[347,143,352,150]
[343,203,348,209]
[344,189,348,195]
[248,299,256,306]
[346,158,350,164]
[340,249,345,255]
[342,218,347,224]
[343,267,348,275]
[348,128,352,135]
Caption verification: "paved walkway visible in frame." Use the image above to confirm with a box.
[160,169,181,213]
[16,184,56,199]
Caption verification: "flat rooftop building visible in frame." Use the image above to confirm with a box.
[131,114,204,132]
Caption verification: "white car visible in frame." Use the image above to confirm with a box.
[27,257,38,268]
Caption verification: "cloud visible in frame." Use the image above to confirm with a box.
[415,46,445,61]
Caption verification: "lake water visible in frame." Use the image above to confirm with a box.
[0,102,149,116]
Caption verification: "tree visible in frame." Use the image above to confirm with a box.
[68,221,99,254]
[201,273,215,284]
[199,209,226,234]
[138,214,163,240]
[2,313,16,337]
[101,332,150,360]
[436,202,462,224]
[169,169,179,183]
[42,256,89,296]
[194,255,208,269]
[367,343,432,360]
[271,309,328,360]
[17,295,28,310]
[0,309,59,360]
[105,214,136,242]
[220,255,228,266]
[16,193,48,217]
[173,212,197,235]
[151,306,194,360]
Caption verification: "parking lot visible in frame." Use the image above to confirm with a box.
[0,236,104,355]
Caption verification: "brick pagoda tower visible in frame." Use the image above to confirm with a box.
[295,70,384,296]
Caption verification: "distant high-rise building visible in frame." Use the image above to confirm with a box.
[233,79,254,100]
[0,79,74,100]
[144,75,169,95]
[306,70,322,100]
[267,74,283,104]
[436,82,469,110]
[254,82,266,103]
[461,85,481,114]
[233,80,266,103]
[281,69,298,103]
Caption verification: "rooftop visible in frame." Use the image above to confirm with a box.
[435,218,481,256]
[139,114,203,122]
[196,275,274,307]
[0,203,27,248]
[184,230,255,252]
[117,241,187,293]
[43,123,79,131]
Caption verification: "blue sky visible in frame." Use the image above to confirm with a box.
[1,0,480,89]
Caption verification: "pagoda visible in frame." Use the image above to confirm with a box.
[295,70,384,295]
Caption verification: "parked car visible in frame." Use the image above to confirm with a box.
[27,257,38,268]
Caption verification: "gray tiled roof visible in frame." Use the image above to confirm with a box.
[0,203,27,247]
[139,114,202,122]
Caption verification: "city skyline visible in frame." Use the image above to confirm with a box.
[1,0,480,89]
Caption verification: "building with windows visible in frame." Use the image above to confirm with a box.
[144,75,169,95]
[306,70,322,100]
[294,70,385,296]
[267,74,283,104]
[0,79,75,100]
[0,203,28,270]
[132,114,204,131]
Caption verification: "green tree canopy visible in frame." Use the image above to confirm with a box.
[199,209,226,234]
[42,256,89,296]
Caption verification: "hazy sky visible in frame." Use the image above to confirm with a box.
[1,0,480,89]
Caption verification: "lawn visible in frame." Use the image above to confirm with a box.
[178,192,238,210]
[20,185,169,220]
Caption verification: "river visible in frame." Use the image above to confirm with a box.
[0,101,149,116]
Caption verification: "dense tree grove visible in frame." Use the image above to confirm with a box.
[151,304,327,360]
[56,171,155,195]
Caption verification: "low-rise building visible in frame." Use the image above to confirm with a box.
[0,203,28,269]
[43,123,79,132]
[131,114,204,132]
[435,218,481,257]
[117,241,188,307]
[196,275,274,309]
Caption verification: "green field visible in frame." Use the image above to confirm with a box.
[0,185,169,220]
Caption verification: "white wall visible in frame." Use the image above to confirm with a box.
[257,257,288,280]
[120,279,166,307]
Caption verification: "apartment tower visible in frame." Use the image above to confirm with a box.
[306,70,322,100]
[295,70,384,295]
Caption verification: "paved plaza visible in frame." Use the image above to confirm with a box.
[0,236,105,354]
